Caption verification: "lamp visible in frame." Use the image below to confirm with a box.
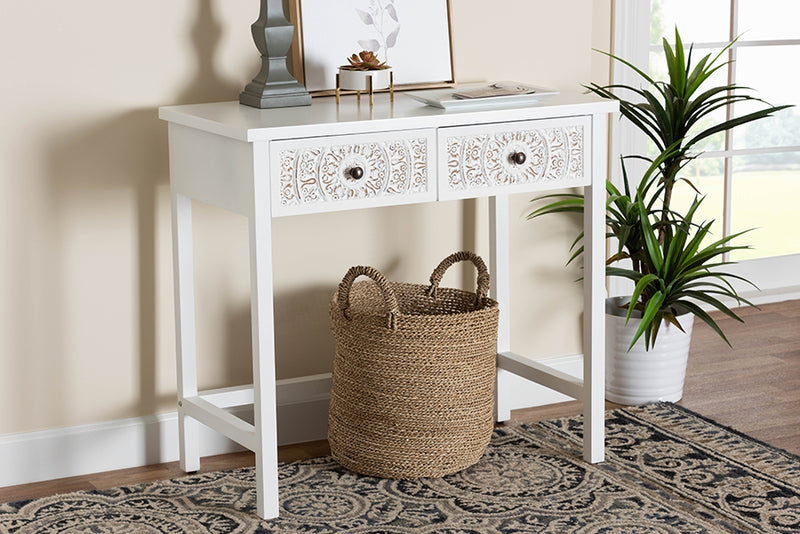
[240,0,311,109]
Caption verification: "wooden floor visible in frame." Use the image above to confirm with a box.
[2,299,798,504]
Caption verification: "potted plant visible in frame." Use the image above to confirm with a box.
[337,50,393,93]
[528,28,790,404]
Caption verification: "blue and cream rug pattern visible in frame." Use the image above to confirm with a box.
[2,403,798,533]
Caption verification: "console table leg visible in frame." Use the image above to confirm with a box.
[249,147,280,519]
[489,194,512,422]
[171,192,200,473]
[582,114,607,463]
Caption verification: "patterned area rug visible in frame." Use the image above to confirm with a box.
[2,403,799,533]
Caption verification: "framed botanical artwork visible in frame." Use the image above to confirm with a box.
[287,0,455,94]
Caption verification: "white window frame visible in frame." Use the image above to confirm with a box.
[611,0,800,304]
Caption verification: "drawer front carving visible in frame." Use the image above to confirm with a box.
[271,129,435,216]
[439,117,591,200]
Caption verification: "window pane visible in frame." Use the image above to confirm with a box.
[730,154,800,260]
[732,45,800,149]
[670,157,725,233]
[650,0,730,46]
[739,0,800,40]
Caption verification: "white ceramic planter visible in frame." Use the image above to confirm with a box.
[605,297,694,405]
[338,68,392,91]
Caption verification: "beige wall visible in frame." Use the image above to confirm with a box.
[0,1,612,435]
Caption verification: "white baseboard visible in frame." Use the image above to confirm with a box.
[0,358,580,489]
[738,287,800,307]
[0,374,333,488]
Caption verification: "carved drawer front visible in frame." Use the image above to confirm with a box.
[270,129,435,216]
[438,116,591,200]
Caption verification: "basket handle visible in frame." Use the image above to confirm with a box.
[338,265,400,330]
[427,251,490,307]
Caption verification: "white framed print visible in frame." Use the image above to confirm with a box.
[288,0,455,94]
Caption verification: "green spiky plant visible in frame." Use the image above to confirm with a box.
[608,191,755,350]
[528,28,790,350]
[587,28,789,233]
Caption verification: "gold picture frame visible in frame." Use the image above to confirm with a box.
[287,0,456,96]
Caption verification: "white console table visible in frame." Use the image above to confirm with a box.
[159,92,616,519]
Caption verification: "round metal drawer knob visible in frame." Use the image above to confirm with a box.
[348,166,364,180]
[511,152,527,165]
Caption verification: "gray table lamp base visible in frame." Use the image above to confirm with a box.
[240,0,311,109]
[240,81,311,109]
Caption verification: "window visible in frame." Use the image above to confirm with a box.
[613,0,800,300]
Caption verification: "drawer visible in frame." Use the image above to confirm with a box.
[438,116,591,200]
[270,129,435,216]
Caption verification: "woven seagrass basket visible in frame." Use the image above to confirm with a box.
[328,251,499,479]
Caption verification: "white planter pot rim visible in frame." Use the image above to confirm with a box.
[605,296,692,320]
[338,68,392,91]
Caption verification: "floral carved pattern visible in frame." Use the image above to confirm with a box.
[446,125,584,192]
[278,138,428,208]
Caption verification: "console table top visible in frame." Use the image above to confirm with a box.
[158,92,617,142]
